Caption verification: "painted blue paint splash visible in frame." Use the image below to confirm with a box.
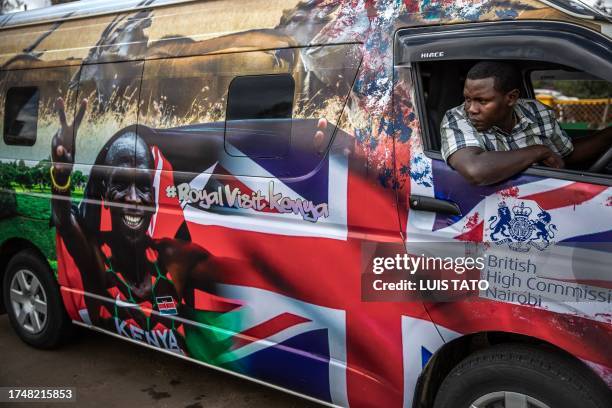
[398,124,413,143]
[393,101,414,143]
[495,8,518,19]
[370,134,379,149]
[378,116,395,139]
[355,128,368,144]
[409,155,433,187]
[420,0,442,20]
[378,166,393,187]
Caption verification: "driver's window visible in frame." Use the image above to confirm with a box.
[415,59,612,178]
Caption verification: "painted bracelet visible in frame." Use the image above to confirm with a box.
[49,166,71,192]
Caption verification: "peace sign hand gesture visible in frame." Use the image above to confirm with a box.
[51,97,87,186]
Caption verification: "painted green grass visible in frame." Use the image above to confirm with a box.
[2,189,83,271]
[0,216,56,262]
[15,192,52,220]
[0,191,58,266]
[12,184,85,199]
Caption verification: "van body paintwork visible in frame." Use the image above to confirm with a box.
[1,1,610,407]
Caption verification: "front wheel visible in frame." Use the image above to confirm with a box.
[434,344,612,408]
[3,249,73,349]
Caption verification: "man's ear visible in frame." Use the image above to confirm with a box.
[506,88,520,106]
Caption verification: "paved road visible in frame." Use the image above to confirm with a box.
[0,315,318,408]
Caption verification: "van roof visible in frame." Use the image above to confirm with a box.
[0,0,609,30]
[0,0,195,29]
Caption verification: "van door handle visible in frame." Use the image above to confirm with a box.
[409,195,461,216]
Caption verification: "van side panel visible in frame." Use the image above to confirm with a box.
[1,1,610,407]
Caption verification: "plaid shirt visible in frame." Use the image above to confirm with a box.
[440,99,573,163]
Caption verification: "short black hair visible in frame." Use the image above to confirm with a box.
[466,61,521,94]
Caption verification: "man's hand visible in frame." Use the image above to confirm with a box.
[51,98,87,182]
[538,146,564,169]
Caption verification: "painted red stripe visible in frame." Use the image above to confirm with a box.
[232,312,311,350]
[426,299,612,367]
[520,182,607,210]
[183,161,410,407]
[454,220,484,242]
[194,288,243,313]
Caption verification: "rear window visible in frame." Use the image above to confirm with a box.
[4,87,40,146]
[225,74,294,158]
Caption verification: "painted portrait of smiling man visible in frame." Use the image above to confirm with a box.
[50,98,251,359]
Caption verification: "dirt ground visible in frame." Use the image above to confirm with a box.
[0,314,319,408]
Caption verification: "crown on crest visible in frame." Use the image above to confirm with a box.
[512,202,532,217]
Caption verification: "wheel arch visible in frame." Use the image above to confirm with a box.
[412,330,610,408]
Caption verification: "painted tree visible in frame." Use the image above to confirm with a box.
[14,159,33,190]
[71,169,85,191]
[0,162,18,218]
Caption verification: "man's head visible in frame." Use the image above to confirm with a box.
[102,131,155,245]
[463,61,521,131]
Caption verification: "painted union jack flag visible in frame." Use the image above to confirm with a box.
[407,157,612,389]
[144,122,448,407]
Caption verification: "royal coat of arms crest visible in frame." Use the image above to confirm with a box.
[488,201,557,252]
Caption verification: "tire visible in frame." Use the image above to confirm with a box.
[2,249,74,349]
[433,344,612,408]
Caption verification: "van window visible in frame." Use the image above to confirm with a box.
[225,74,294,158]
[398,21,612,180]
[3,86,40,146]
[414,60,612,177]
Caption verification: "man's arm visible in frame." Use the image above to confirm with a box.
[51,99,91,254]
[51,98,107,295]
[565,126,612,167]
[448,145,564,186]
[156,239,218,300]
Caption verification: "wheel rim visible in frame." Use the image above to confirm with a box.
[471,391,551,408]
[9,269,48,334]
